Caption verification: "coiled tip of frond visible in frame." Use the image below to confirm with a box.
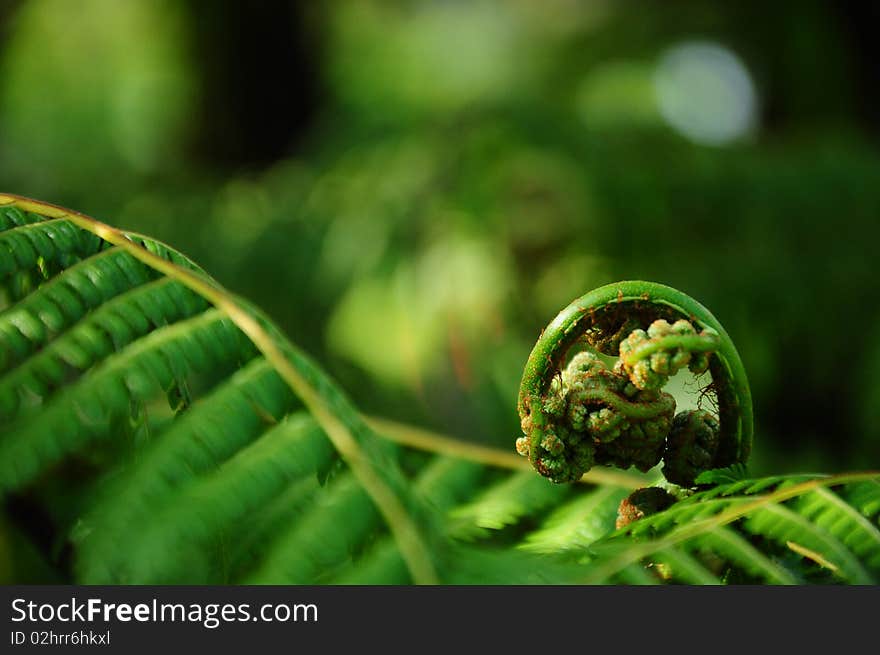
[517,281,750,487]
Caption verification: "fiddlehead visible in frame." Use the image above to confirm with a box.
[516,281,752,485]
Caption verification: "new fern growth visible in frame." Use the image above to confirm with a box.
[516,281,753,485]
[1,195,876,586]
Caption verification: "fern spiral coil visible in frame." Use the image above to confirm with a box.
[516,281,753,485]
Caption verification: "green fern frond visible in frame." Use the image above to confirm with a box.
[332,540,409,585]
[585,473,880,584]
[225,476,325,581]
[688,526,797,584]
[0,310,254,492]
[74,358,297,582]
[0,248,155,366]
[791,487,880,570]
[129,412,334,584]
[448,471,571,540]
[0,194,441,584]
[653,547,722,585]
[742,502,872,583]
[2,194,879,587]
[244,472,380,584]
[0,215,102,281]
[842,479,880,520]
[694,463,750,485]
[0,279,209,421]
[413,458,487,514]
[328,457,489,584]
[519,486,629,554]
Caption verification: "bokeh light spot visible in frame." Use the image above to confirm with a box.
[654,41,758,146]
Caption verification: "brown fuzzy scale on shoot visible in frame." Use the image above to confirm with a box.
[616,487,677,529]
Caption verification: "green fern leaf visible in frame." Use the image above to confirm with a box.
[742,502,873,583]
[3,194,879,587]
[653,547,722,585]
[584,473,880,584]
[0,194,442,585]
[843,479,880,519]
[94,412,334,583]
[792,487,880,570]
[329,457,487,585]
[448,471,571,540]
[694,463,749,485]
[519,486,628,554]
[689,526,797,584]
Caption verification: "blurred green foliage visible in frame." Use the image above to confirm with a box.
[0,0,877,483]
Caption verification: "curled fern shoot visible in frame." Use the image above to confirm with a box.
[517,280,753,485]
